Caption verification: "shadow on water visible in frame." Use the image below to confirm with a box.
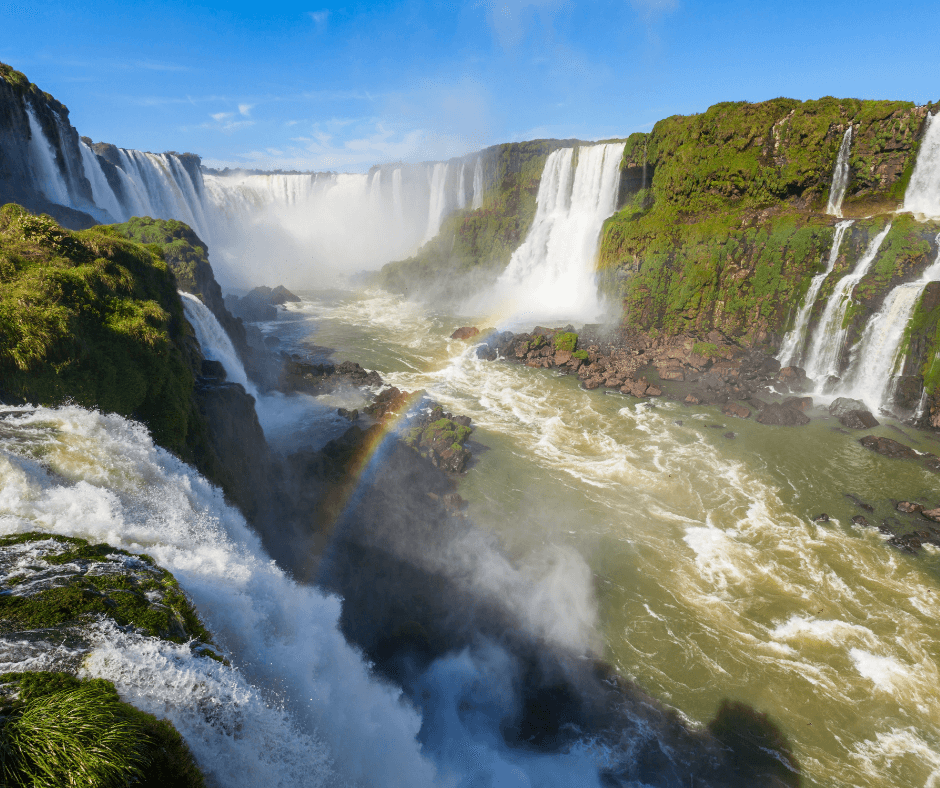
[306,428,801,787]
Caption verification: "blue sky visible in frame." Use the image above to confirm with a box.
[4,0,940,172]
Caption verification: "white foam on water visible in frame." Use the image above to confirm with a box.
[850,648,912,691]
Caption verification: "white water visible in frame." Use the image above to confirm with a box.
[25,103,72,207]
[0,406,439,788]
[778,220,854,366]
[827,127,853,218]
[456,163,467,210]
[802,223,892,385]
[834,234,940,411]
[423,162,450,244]
[904,113,940,218]
[482,142,624,325]
[471,158,484,210]
[78,140,124,222]
[180,292,252,391]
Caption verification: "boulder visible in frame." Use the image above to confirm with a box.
[852,515,872,527]
[660,369,685,382]
[450,326,480,341]
[755,402,810,426]
[782,396,813,412]
[813,513,830,522]
[646,385,663,396]
[897,501,924,514]
[922,508,940,523]
[722,402,751,419]
[829,397,867,418]
[200,359,227,380]
[858,435,919,460]
[270,285,300,304]
[838,410,880,429]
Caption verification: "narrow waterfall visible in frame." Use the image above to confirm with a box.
[392,167,404,224]
[835,234,940,410]
[802,223,892,385]
[904,113,940,217]
[456,162,467,209]
[368,169,383,212]
[79,141,124,221]
[180,292,252,392]
[423,162,450,243]
[25,103,72,206]
[471,157,484,209]
[489,142,625,322]
[826,127,853,217]
[778,220,853,366]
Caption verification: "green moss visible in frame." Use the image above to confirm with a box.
[0,672,204,787]
[572,349,589,360]
[553,332,578,353]
[0,205,197,455]
[692,342,730,359]
[0,61,69,117]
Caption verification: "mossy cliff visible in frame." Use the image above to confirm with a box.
[375,139,581,299]
[598,97,940,351]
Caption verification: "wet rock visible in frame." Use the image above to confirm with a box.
[338,407,359,421]
[646,386,663,396]
[281,357,383,395]
[897,501,924,514]
[921,508,940,523]
[851,515,871,527]
[838,410,880,429]
[263,335,281,348]
[828,397,867,418]
[660,369,685,382]
[755,402,810,426]
[845,494,874,512]
[922,454,940,474]
[451,326,480,341]
[858,435,919,460]
[777,366,810,391]
[723,431,736,439]
[722,402,751,419]
[888,534,921,553]
[813,513,830,522]
[200,359,227,380]
[365,386,414,420]
[684,393,702,405]
[782,396,813,412]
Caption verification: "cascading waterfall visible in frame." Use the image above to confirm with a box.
[25,103,72,207]
[487,142,625,323]
[777,220,854,366]
[904,113,940,218]
[472,157,484,209]
[826,127,853,217]
[834,234,940,411]
[802,223,892,385]
[180,292,252,391]
[391,168,404,225]
[423,162,450,243]
[456,162,467,209]
[78,140,124,221]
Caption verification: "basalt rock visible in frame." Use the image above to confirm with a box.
[897,501,924,514]
[839,410,880,429]
[722,402,752,419]
[858,435,919,460]
[829,397,867,418]
[755,402,810,426]
[451,326,480,340]
[281,357,383,395]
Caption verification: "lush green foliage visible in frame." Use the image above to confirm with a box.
[0,673,204,788]
[0,61,69,117]
[553,332,578,353]
[0,204,197,452]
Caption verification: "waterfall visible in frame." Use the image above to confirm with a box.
[79,141,123,221]
[489,142,625,322]
[826,127,853,217]
[802,223,892,385]
[368,169,382,212]
[0,406,440,788]
[391,167,404,225]
[904,113,940,218]
[25,103,72,207]
[423,162,450,243]
[180,292,252,392]
[777,220,853,366]
[471,157,484,209]
[456,162,467,210]
[835,234,940,410]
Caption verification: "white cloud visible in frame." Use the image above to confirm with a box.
[238,103,254,116]
[211,112,233,122]
[308,10,330,31]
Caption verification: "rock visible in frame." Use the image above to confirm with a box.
[755,402,810,426]
[646,386,663,396]
[337,407,359,421]
[200,359,227,380]
[813,513,830,522]
[451,326,480,340]
[660,369,685,381]
[838,410,880,429]
[922,508,940,523]
[844,494,874,512]
[782,396,813,412]
[684,393,702,405]
[365,386,414,420]
[270,285,300,304]
[858,435,919,460]
[724,431,736,439]
[922,454,940,474]
[897,501,924,514]
[828,397,867,418]
[722,402,751,419]
[852,515,871,527]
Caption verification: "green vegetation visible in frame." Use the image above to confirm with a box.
[572,349,589,361]
[553,332,578,353]
[0,672,204,788]
[692,342,731,359]
[405,418,472,451]
[0,204,200,454]
[0,62,69,117]
[109,217,211,300]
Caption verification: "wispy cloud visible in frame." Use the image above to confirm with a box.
[201,111,255,134]
[238,103,254,116]
[308,9,330,31]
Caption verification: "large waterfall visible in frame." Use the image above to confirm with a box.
[484,142,625,324]
[778,220,854,367]
[904,112,940,218]
[826,127,853,218]
[802,223,892,385]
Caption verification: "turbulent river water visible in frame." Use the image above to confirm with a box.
[273,286,940,788]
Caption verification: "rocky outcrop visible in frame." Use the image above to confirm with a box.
[280,358,383,395]
[225,285,301,323]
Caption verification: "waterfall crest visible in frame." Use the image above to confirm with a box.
[802,223,892,384]
[904,113,940,218]
[487,142,625,323]
[826,127,853,217]
[778,220,853,366]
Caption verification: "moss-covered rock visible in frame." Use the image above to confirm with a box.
[0,205,200,454]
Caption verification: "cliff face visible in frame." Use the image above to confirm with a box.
[375,139,583,300]
[0,63,99,228]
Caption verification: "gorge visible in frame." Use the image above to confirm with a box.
[3,58,940,788]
